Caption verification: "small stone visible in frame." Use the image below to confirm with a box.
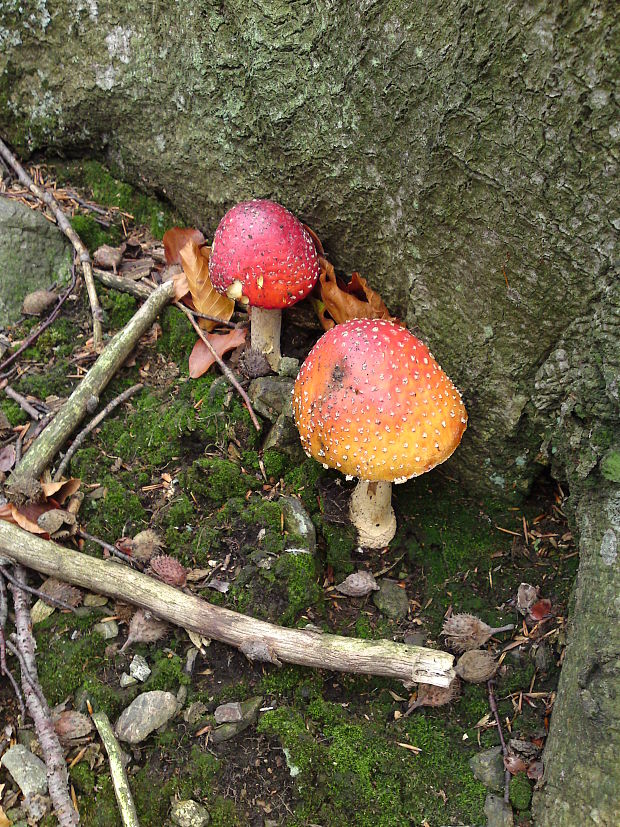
[129,654,151,682]
[484,793,514,827]
[248,376,295,421]
[280,495,316,554]
[372,579,409,620]
[115,691,178,744]
[277,356,300,378]
[183,701,208,726]
[469,746,505,792]
[84,593,109,607]
[177,684,188,707]
[1,744,48,818]
[211,696,263,744]
[263,413,304,461]
[120,672,138,688]
[93,620,119,639]
[214,702,243,724]
[170,798,210,827]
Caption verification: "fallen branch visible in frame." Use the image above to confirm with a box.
[9,565,80,827]
[7,280,175,501]
[3,385,45,420]
[53,383,143,481]
[178,303,260,431]
[91,710,140,827]
[0,265,78,376]
[0,521,455,687]
[0,137,103,349]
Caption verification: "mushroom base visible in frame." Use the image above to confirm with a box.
[251,307,281,371]
[349,480,396,549]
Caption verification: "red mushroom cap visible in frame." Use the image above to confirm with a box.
[209,199,320,310]
[293,318,467,483]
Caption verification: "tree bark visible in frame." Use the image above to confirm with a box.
[0,521,455,687]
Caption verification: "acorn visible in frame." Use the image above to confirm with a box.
[455,649,498,683]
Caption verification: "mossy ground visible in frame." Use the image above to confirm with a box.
[0,167,577,827]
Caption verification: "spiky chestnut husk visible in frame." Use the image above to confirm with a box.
[402,676,461,717]
[442,612,514,652]
[455,649,498,683]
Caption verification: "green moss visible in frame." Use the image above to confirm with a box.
[84,475,147,539]
[71,212,120,253]
[69,763,96,795]
[601,449,620,483]
[37,624,108,707]
[316,518,357,579]
[262,448,293,480]
[186,456,257,502]
[17,360,75,398]
[0,398,27,426]
[498,661,536,695]
[22,317,77,361]
[145,651,190,692]
[157,305,196,365]
[284,459,326,514]
[509,773,533,811]
[101,290,137,329]
[75,773,121,827]
[273,550,320,625]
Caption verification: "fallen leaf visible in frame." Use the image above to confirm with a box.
[122,529,164,563]
[188,327,247,379]
[206,578,230,593]
[30,599,56,624]
[517,583,538,615]
[179,240,235,331]
[528,598,553,621]
[316,258,394,330]
[186,629,211,653]
[41,477,81,504]
[39,577,82,607]
[402,678,461,716]
[163,227,205,265]
[0,804,10,827]
[335,570,380,597]
[53,710,94,745]
[0,443,16,472]
[504,752,528,775]
[0,502,51,535]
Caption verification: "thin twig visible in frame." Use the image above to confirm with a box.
[54,383,143,481]
[0,572,26,718]
[91,710,140,827]
[9,565,80,827]
[77,529,142,568]
[0,262,78,376]
[179,303,260,431]
[173,300,237,329]
[0,137,103,349]
[3,386,44,420]
[5,637,49,710]
[488,679,511,802]
[0,564,78,612]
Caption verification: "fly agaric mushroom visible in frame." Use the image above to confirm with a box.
[209,199,320,370]
[292,318,467,548]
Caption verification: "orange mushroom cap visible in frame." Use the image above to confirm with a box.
[292,318,467,483]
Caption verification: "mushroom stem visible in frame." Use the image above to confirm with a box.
[349,480,396,548]
[250,307,281,370]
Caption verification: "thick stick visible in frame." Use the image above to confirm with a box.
[7,281,175,501]
[0,137,103,349]
[0,522,455,687]
[91,711,140,827]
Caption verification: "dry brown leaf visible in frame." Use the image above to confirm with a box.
[172,267,190,301]
[517,583,538,615]
[188,327,247,379]
[53,710,94,745]
[2,502,51,535]
[0,443,16,472]
[335,570,380,597]
[163,227,205,265]
[41,477,81,504]
[528,598,553,621]
[122,529,164,563]
[504,751,529,775]
[39,577,82,607]
[179,240,235,331]
[0,804,11,827]
[316,258,394,331]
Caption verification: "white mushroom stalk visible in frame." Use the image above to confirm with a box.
[349,480,396,549]
[250,306,282,370]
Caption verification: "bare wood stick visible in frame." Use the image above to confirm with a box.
[0,265,78,376]
[0,138,103,349]
[179,304,260,431]
[0,522,455,687]
[91,711,140,827]
[77,529,141,568]
[7,280,175,501]
[3,386,44,420]
[53,383,143,481]
[0,565,78,612]
[488,679,511,802]
[0,572,26,718]
[10,565,80,826]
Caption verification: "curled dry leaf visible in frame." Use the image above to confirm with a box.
[402,676,461,717]
[316,258,394,331]
[504,751,529,775]
[0,443,16,472]
[455,649,498,683]
[22,289,57,316]
[442,613,514,652]
[179,240,234,332]
[0,501,58,535]
[163,227,205,266]
[188,327,247,379]
[335,570,380,597]
[517,583,538,615]
[528,598,553,621]
[120,608,169,652]
[53,710,94,745]
[93,243,125,273]
[149,554,187,587]
[41,477,81,505]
